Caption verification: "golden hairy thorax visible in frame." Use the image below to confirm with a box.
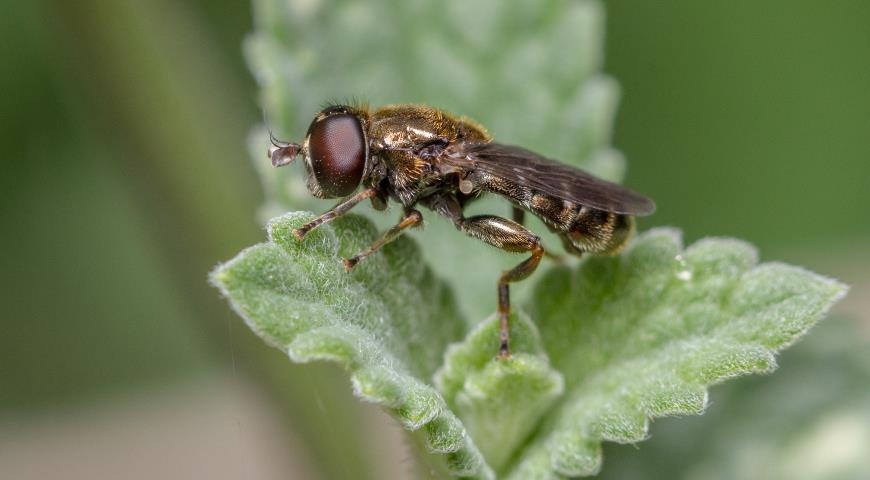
[368,104,491,148]
[364,104,491,204]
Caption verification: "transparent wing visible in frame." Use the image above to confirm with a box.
[441,142,656,215]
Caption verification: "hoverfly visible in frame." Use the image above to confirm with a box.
[269,104,655,358]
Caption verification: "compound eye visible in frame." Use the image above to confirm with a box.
[307,113,366,197]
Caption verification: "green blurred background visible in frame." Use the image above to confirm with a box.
[1,1,867,479]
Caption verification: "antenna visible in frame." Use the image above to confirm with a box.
[262,108,301,167]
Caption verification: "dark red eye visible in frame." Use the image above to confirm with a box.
[307,113,366,197]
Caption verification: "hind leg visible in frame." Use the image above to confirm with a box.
[458,215,544,358]
[427,195,544,358]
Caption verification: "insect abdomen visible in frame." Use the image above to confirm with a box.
[562,208,634,255]
[476,177,635,257]
[526,192,634,256]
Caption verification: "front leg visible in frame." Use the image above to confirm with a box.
[294,188,378,240]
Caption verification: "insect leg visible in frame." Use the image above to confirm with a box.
[514,205,565,262]
[293,188,378,240]
[343,209,423,271]
[512,206,525,225]
[427,195,543,358]
[461,216,543,358]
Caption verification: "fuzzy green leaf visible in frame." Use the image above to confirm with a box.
[598,318,870,480]
[501,230,846,477]
[212,212,493,477]
[212,214,845,478]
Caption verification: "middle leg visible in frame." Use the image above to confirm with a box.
[512,206,525,225]
[343,208,423,271]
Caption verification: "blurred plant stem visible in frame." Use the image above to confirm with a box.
[45,1,385,478]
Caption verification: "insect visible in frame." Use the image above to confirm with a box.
[269,103,655,358]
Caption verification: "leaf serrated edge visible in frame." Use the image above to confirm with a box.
[533,234,849,478]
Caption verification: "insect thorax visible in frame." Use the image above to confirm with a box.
[368,105,490,206]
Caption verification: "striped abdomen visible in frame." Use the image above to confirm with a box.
[476,174,636,256]
[525,191,635,256]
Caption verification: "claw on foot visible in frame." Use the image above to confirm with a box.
[342,257,358,272]
[498,322,511,359]
[292,228,307,241]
